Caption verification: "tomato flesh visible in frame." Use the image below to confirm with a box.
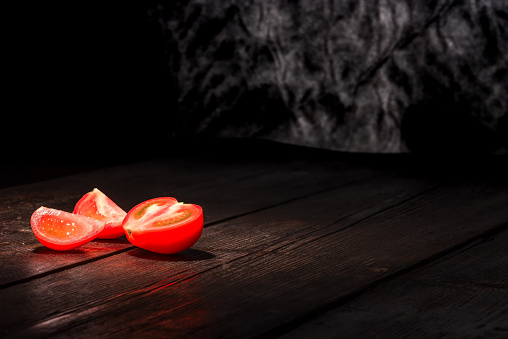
[31,207,106,251]
[73,188,127,239]
[122,197,203,254]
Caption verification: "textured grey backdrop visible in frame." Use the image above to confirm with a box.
[149,0,507,153]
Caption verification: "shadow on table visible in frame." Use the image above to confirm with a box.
[128,248,216,262]
[32,247,87,255]
[93,237,130,244]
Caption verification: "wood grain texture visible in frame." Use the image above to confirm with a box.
[1,140,506,338]
[3,175,507,337]
[0,173,433,337]
[281,228,508,339]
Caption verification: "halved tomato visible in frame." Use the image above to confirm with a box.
[122,197,203,254]
[73,188,127,239]
[31,206,106,251]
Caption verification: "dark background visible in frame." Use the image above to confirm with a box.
[3,1,508,185]
[4,3,167,186]
[6,3,169,162]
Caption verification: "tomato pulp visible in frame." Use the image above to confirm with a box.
[73,188,127,239]
[122,197,203,254]
[31,206,106,251]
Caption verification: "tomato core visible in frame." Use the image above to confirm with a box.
[152,210,192,227]
[134,201,166,219]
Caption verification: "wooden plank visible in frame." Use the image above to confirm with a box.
[281,228,508,338]
[0,174,434,337]
[0,155,376,286]
[4,179,505,338]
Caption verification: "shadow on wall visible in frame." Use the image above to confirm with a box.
[150,0,508,154]
[401,98,501,155]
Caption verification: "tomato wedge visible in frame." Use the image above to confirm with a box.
[73,188,127,239]
[31,206,106,251]
[122,197,203,254]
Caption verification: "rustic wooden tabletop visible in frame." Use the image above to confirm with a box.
[1,140,507,338]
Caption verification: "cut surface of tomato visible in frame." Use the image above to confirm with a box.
[122,197,203,254]
[31,207,106,251]
[73,188,127,239]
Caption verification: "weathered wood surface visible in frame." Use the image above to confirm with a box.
[0,140,506,338]
[281,225,508,339]
[0,148,375,287]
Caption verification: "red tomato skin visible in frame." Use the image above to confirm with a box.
[105,228,124,239]
[122,198,203,254]
[73,188,127,239]
[126,212,203,254]
[94,221,124,239]
[31,207,106,251]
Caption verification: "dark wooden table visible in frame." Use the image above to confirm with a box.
[1,140,507,338]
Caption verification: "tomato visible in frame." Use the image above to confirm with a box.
[73,188,127,239]
[122,197,203,254]
[31,206,106,251]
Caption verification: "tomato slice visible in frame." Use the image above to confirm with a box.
[122,197,203,254]
[73,188,127,239]
[31,206,106,251]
